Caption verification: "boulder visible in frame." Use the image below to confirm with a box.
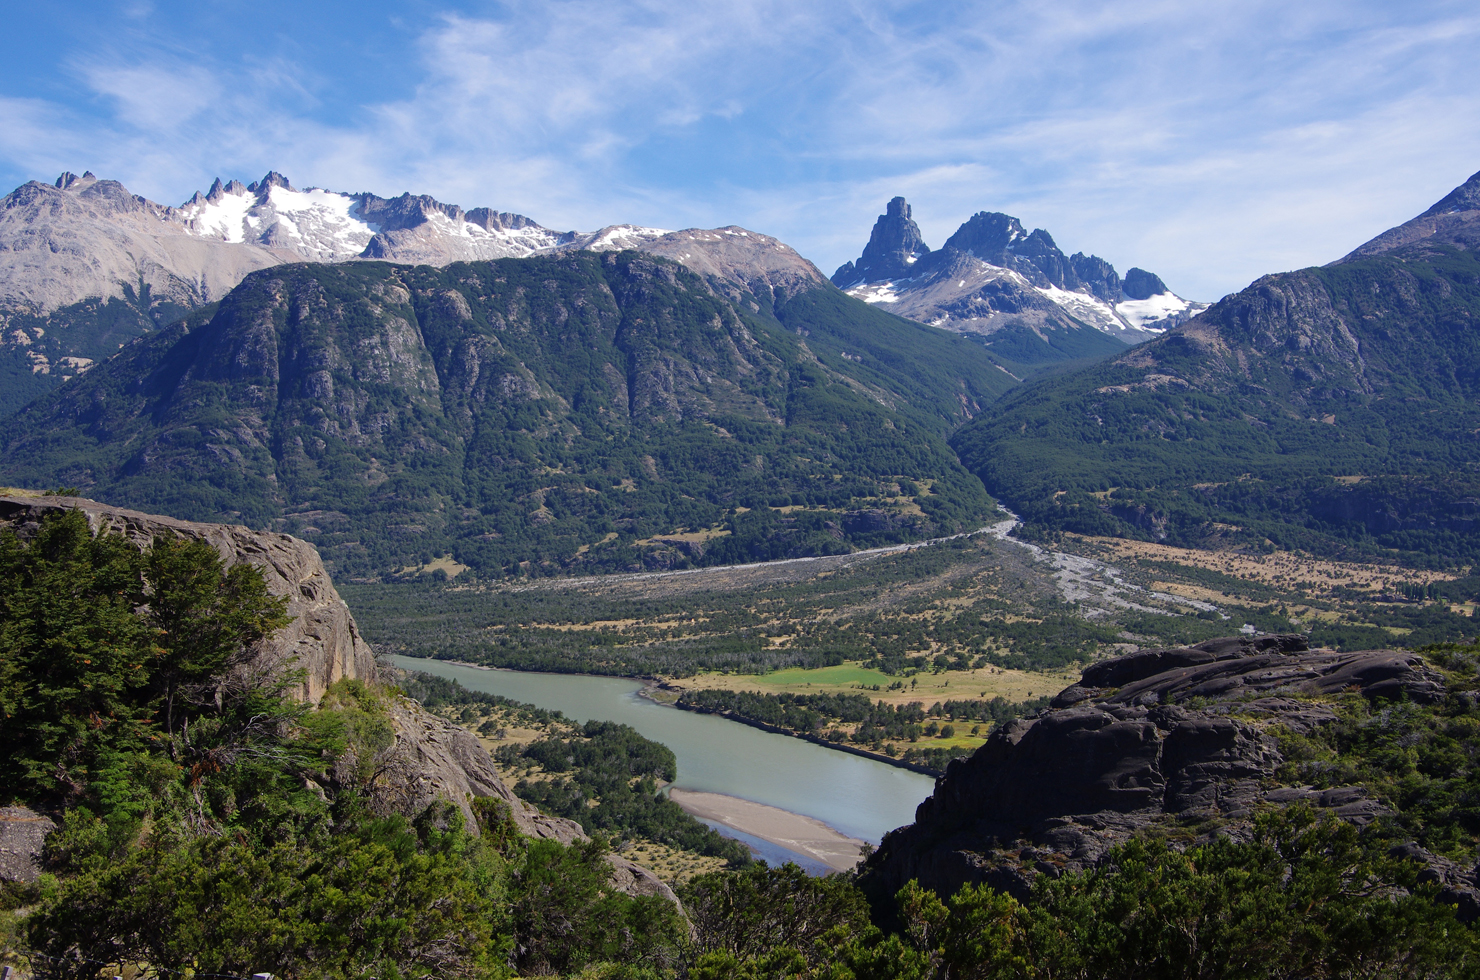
[0,806,56,883]
[861,635,1458,911]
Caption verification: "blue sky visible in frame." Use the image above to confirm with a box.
[3,1,1478,300]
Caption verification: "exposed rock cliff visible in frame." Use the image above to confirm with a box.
[831,197,1202,343]
[831,197,932,286]
[0,491,676,901]
[861,635,1476,917]
[0,250,1007,579]
[0,491,377,703]
[380,696,678,904]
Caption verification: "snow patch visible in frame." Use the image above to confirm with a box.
[576,225,674,250]
[847,282,901,304]
[1036,284,1129,334]
[1115,292,1193,330]
[179,188,254,244]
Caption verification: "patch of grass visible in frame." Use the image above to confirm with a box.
[750,664,899,688]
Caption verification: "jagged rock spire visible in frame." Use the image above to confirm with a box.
[832,196,931,286]
[1122,268,1168,300]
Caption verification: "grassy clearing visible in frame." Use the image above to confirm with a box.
[668,660,1079,709]
[1074,534,1462,597]
[621,839,729,885]
[398,553,471,579]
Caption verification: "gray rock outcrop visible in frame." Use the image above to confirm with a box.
[1340,169,1480,260]
[832,197,932,286]
[0,492,377,702]
[861,635,1468,913]
[0,492,677,902]
[0,806,56,883]
[379,697,679,905]
[1122,267,1169,300]
[830,198,1200,341]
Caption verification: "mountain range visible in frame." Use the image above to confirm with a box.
[0,172,1197,416]
[3,163,1480,575]
[951,168,1480,566]
[0,244,1020,578]
[0,171,834,415]
[832,197,1205,353]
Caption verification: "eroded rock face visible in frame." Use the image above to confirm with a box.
[0,493,677,902]
[378,698,680,906]
[0,806,56,883]
[861,635,1459,909]
[0,493,377,703]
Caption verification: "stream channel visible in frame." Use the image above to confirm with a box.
[389,655,938,870]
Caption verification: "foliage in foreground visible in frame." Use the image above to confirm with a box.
[7,509,1480,978]
[0,511,689,979]
[683,810,1477,980]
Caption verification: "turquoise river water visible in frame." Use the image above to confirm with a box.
[390,656,938,852]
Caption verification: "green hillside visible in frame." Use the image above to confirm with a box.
[952,242,1480,565]
[0,285,194,418]
[0,251,1015,578]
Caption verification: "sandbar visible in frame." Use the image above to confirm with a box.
[668,788,866,872]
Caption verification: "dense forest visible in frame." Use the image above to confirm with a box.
[0,254,1010,579]
[673,689,1051,772]
[0,511,693,977]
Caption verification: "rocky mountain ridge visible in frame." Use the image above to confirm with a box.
[948,164,1480,564]
[1339,168,1480,261]
[0,249,1010,578]
[832,196,1205,345]
[0,170,830,416]
[860,634,1478,919]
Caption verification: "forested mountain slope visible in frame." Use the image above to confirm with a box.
[951,168,1480,566]
[0,251,1013,578]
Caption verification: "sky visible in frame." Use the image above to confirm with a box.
[2,1,1479,301]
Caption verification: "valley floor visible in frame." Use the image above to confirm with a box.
[352,513,1480,781]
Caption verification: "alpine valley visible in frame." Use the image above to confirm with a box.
[952,168,1480,568]
[9,158,1480,980]
[0,169,1195,579]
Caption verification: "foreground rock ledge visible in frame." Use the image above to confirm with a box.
[859,634,1476,917]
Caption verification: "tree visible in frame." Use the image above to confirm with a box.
[0,509,289,810]
[0,510,157,802]
[141,534,289,735]
[682,862,871,969]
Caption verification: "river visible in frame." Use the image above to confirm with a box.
[389,655,938,860]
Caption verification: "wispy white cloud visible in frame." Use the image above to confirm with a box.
[82,63,222,132]
[1,0,1477,298]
